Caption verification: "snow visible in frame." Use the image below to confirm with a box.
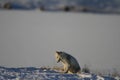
[0,0,120,13]
[0,66,119,80]
[96,75,104,80]
[78,73,92,78]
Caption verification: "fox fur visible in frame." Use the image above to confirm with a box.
[55,51,81,74]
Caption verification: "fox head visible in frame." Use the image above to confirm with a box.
[55,51,62,63]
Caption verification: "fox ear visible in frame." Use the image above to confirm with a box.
[56,51,60,55]
[56,51,59,53]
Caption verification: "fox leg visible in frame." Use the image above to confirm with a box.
[64,64,70,73]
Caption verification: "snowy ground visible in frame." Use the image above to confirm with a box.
[0,66,119,80]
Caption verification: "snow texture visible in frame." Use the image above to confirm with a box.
[0,0,120,14]
[0,66,119,80]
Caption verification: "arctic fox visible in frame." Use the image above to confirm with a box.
[55,51,81,73]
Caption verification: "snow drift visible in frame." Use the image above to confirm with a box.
[0,66,119,80]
